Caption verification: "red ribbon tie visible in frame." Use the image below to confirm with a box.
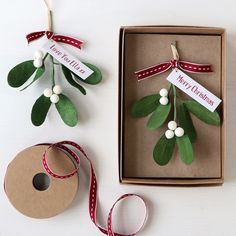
[135,59,213,81]
[26,31,83,49]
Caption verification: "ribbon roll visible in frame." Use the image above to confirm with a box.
[26,31,83,49]
[42,141,148,236]
[135,59,213,81]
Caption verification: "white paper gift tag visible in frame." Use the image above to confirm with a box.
[43,41,94,80]
[166,69,221,112]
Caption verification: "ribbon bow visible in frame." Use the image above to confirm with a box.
[26,31,83,49]
[135,59,213,81]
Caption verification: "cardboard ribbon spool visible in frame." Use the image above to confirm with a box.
[4,144,78,218]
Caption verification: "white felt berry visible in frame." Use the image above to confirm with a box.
[168,121,177,131]
[159,88,168,97]
[159,97,169,105]
[34,50,44,59]
[53,85,62,95]
[175,127,185,137]
[50,94,60,104]
[165,130,175,139]
[33,58,43,68]
[43,88,53,98]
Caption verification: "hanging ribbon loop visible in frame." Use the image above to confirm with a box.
[42,141,148,236]
[26,0,83,49]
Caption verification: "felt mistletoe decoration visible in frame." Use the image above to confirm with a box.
[7,0,102,127]
[131,42,221,166]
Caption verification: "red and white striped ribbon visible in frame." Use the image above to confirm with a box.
[42,141,148,236]
[26,31,83,49]
[135,59,212,81]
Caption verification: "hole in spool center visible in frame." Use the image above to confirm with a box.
[33,173,50,191]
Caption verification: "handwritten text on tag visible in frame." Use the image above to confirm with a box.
[166,69,221,112]
[43,41,93,80]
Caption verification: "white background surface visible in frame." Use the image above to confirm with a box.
[0,0,235,235]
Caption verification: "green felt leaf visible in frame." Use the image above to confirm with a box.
[55,94,78,127]
[72,62,102,85]
[8,60,37,88]
[61,65,86,95]
[147,103,171,130]
[31,94,51,126]
[131,94,160,118]
[184,100,221,126]
[153,134,176,166]
[179,103,197,143]
[20,65,46,91]
[176,135,194,165]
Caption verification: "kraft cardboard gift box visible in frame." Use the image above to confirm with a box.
[118,26,226,186]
